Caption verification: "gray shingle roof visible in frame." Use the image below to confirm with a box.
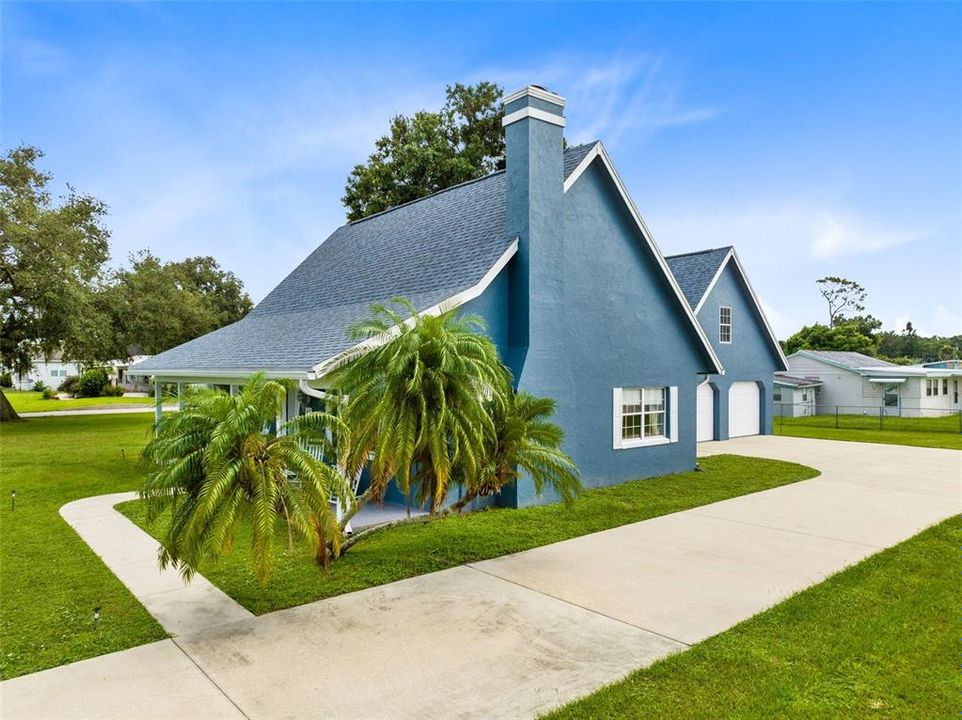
[664,247,733,309]
[796,350,901,369]
[134,145,598,376]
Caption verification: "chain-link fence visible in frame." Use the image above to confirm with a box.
[775,403,962,434]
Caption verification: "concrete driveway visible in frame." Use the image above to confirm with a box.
[3,436,959,719]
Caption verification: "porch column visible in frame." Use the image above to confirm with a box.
[229,384,238,397]
[153,380,162,427]
[177,383,184,411]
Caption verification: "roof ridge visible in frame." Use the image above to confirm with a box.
[664,246,733,260]
[347,169,506,226]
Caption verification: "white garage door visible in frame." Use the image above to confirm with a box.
[697,383,714,442]
[728,382,761,438]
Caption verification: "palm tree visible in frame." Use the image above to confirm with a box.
[141,373,351,583]
[451,392,581,512]
[329,298,510,516]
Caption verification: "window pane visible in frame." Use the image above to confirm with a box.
[643,387,665,410]
[622,388,641,404]
[622,413,641,440]
[644,411,665,437]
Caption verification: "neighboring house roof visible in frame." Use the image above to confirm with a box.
[134,144,601,378]
[787,350,938,378]
[774,372,822,388]
[663,247,733,309]
[665,246,789,372]
[793,350,901,370]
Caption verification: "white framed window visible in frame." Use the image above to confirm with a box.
[943,378,948,395]
[613,387,677,449]
[719,306,732,343]
[773,392,782,402]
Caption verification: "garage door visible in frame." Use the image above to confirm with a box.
[697,383,714,441]
[728,382,761,437]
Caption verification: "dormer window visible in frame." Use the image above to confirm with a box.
[719,306,732,344]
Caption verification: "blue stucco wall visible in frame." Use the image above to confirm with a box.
[503,159,713,506]
[696,261,784,439]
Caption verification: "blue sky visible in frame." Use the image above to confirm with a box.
[4,2,960,338]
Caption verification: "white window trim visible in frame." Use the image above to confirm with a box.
[719,306,732,344]
[613,387,678,449]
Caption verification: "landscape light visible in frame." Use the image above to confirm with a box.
[93,606,101,629]
[10,490,15,511]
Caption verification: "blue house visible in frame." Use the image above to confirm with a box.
[666,247,788,441]
[134,85,727,508]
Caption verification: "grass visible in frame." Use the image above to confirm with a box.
[0,415,167,680]
[775,412,962,450]
[4,389,154,414]
[119,454,819,614]
[544,517,958,719]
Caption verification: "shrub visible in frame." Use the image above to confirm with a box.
[58,375,79,395]
[76,368,109,398]
[32,380,47,392]
[42,387,58,400]
[0,372,11,388]
[103,384,125,397]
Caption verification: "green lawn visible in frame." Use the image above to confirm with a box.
[119,454,819,614]
[0,415,167,680]
[4,389,154,414]
[775,412,962,450]
[545,517,958,719]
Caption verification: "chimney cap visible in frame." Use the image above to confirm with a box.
[504,85,566,108]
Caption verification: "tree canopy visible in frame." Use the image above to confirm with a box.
[105,251,252,355]
[0,146,254,419]
[0,145,112,375]
[783,276,960,363]
[342,82,505,221]
[816,276,867,327]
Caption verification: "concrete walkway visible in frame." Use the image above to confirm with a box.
[3,436,960,719]
[60,493,254,636]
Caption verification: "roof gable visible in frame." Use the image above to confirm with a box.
[561,142,724,374]
[666,247,789,372]
[664,247,732,309]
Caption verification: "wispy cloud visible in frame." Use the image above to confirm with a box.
[810,213,924,258]
[481,55,724,147]
[655,202,925,261]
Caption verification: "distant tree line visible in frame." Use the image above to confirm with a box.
[0,145,252,418]
[783,277,960,364]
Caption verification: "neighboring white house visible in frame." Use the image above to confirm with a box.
[773,373,822,417]
[5,354,153,392]
[8,354,82,391]
[785,350,962,417]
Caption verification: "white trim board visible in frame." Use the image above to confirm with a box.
[502,107,566,128]
[503,85,566,107]
[563,141,724,376]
